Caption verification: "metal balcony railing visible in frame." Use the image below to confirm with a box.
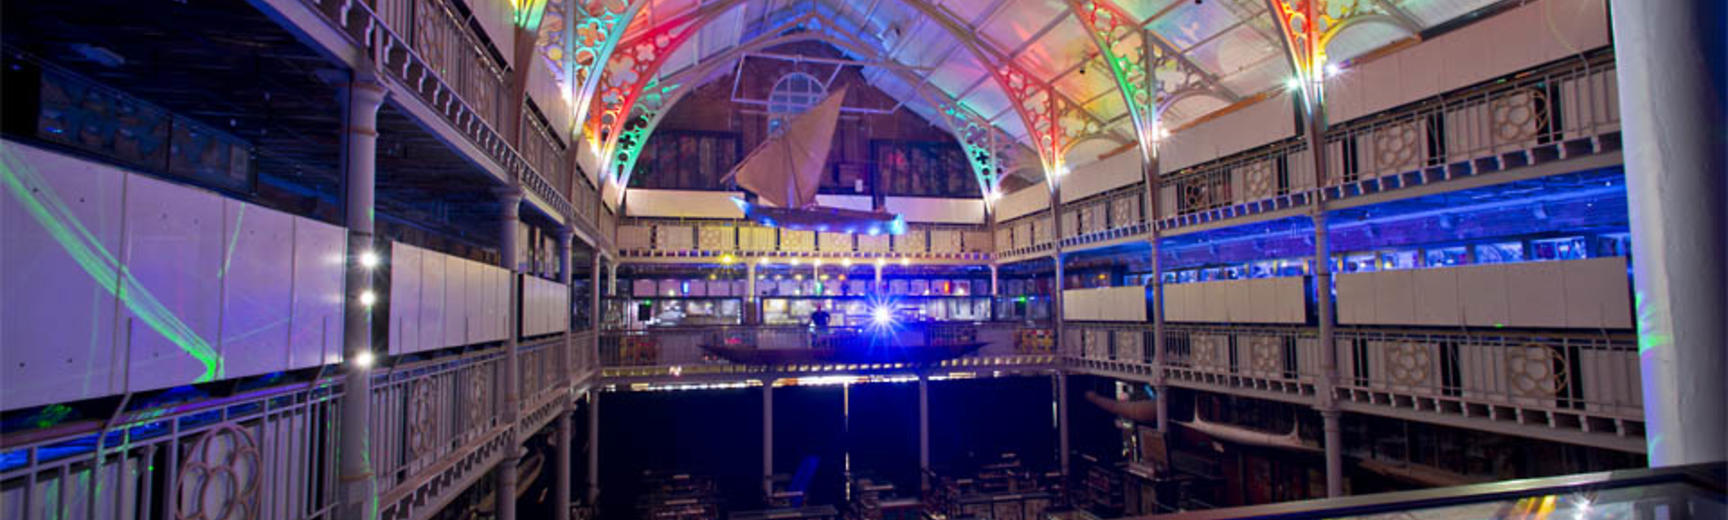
[993,50,1622,256]
[301,0,576,219]
[596,322,1055,378]
[1060,321,1643,445]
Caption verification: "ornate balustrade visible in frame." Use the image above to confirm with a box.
[615,218,992,261]
[0,331,596,520]
[1059,321,1643,451]
[0,377,344,519]
[371,347,508,495]
[596,322,1057,383]
[994,51,1621,259]
[300,0,576,219]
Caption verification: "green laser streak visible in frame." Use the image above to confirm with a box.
[221,203,246,278]
[3,147,223,381]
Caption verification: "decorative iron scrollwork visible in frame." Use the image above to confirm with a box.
[1373,121,1421,171]
[175,423,261,520]
[1491,87,1549,143]
[1507,343,1568,398]
[1387,342,1432,386]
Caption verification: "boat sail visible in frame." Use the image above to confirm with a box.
[724,86,906,234]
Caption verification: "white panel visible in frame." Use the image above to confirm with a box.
[1104,286,1147,322]
[444,256,469,347]
[740,227,777,251]
[2,143,125,408]
[496,268,510,340]
[1277,277,1309,323]
[1407,267,1458,326]
[1457,264,1510,327]
[655,224,694,251]
[1564,257,1632,329]
[1336,273,1372,325]
[616,225,652,250]
[419,252,446,352]
[1201,281,1230,322]
[1163,93,1297,172]
[389,243,422,355]
[1332,0,1610,122]
[1224,280,1252,322]
[521,277,540,336]
[1505,262,1566,328]
[995,185,1049,221]
[1061,289,1096,321]
[1375,269,1417,325]
[290,218,346,368]
[884,197,985,224]
[219,202,295,378]
[1244,278,1271,323]
[122,175,225,392]
[1165,283,1194,322]
[1061,152,1140,203]
[556,282,570,333]
[467,259,489,343]
[815,194,874,211]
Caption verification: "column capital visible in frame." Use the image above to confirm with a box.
[338,79,388,100]
[496,186,525,219]
[495,185,526,204]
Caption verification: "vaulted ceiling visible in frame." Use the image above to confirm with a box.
[570,0,1515,189]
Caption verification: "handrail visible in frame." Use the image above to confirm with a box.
[991,49,1620,248]
[302,0,577,219]
[1132,463,1723,520]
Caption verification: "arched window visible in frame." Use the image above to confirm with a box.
[767,72,826,136]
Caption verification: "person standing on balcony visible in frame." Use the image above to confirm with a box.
[809,304,832,348]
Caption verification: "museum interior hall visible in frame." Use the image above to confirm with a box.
[1,0,1723,518]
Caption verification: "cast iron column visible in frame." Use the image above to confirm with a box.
[762,381,775,498]
[587,391,602,504]
[496,187,525,520]
[918,373,931,492]
[555,411,573,520]
[1610,0,1727,466]
[337,78,387,520]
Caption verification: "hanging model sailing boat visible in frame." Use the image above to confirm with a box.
[724,86,907,235]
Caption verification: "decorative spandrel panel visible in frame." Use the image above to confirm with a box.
[698,226,736,251]
[818,232,853,253]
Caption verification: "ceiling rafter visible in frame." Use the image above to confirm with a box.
[896,0,1115,186]
[604,10,1017,197]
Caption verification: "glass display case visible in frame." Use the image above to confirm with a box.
[605,298,744,328]
[761,296,993,326]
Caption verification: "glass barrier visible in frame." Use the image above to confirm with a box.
[1134,464,1723,520]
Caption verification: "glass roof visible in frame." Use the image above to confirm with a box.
[588,0,1511,184]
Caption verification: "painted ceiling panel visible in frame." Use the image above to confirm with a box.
[1146,0,1247,51]
[925,52,987,95]
[1216,52,1290,99]
[1327,21,1412,64]
[1162,95,1231,127]
[992,105,1029,140]
[894,16,957,65]
[1399,0,1501,27]
[976,0,1069,56]
[1083,90,1127,122]
[1016,18,1091,80]
[610,0,1517,168]
[960,81,1014,123]
[1051,61,1116,106]
[938,0,1003,25]
[1115,0,1182,22]
[1184,23,1279,80]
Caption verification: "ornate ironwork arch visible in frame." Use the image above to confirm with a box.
[606,16,1016,201]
